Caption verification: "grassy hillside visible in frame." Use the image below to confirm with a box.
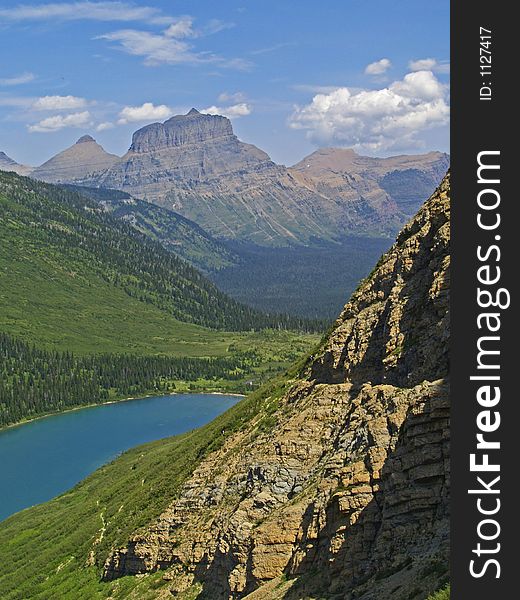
[0,172,316,338]
[0,373,299,599]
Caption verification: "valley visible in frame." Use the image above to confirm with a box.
[0,173,451,600]
[0,172,319,428]
[210,237,391,319]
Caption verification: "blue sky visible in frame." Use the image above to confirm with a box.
[0,1,450,166]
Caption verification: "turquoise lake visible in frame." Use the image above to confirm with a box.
[0,393,238,521]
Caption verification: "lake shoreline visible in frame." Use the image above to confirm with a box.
[0,392,241,522]
[0,390,245,433]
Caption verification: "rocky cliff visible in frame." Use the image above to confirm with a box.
[102,173,450,599]
[72,110,448,245]
[31,135,119,183]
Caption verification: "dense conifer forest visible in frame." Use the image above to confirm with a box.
[0,332,262,427]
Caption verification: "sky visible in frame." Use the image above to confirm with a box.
[0,0,450,167]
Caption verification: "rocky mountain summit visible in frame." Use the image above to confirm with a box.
[0,151,32,176]
[83,109,333,245]
[31,135,119,183]
[102,173,451,599]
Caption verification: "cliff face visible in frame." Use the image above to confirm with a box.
[129,109,236,153]
[102,174,450,600]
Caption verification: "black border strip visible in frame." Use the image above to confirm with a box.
[451,2,514,596]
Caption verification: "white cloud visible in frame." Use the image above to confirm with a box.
[164,17,194,39]
[365,58,392,76]
[97,27,250,69]
[98,29,198,66]
[0,72,35,86]
[289,70,449,152]
[203,103,251,118]
[28,111,91,133]
[0,2,171,25]
[118,102,172,124]
[409,58,450,74]
[96,121,115,131]
[32,95,88,110]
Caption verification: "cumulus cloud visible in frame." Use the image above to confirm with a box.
[0,2,172,25]
[96,121,115,131]
[203,103,251,118]
[117,102,172,124]
[409,58,450,74]
[28,111,91,133]
[32,95,88,110]
[0,72,35,86]
[364,58,392,76]
[289,70,449,152]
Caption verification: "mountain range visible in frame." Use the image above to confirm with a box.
[1,109,449,246]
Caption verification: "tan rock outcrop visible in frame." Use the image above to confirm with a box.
[0,151,33,176]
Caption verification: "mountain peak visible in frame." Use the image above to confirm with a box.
[0,150,17,162]
[76,135,96,144]
[129,110,235,154]
[31,136,119,183]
